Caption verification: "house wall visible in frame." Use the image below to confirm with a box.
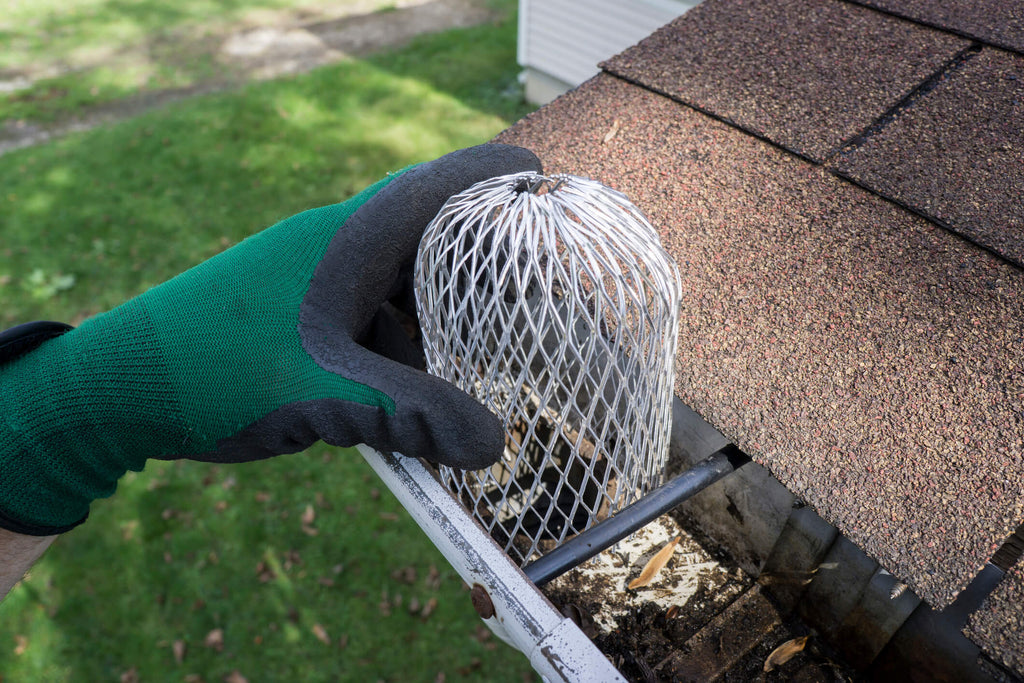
[517,0,698,104]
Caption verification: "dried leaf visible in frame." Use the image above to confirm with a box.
[311,623,330,645]
[223,671,248,683]
[204,628,225,652]
[763,635,809,672]
[628,536,680,590]
[120,520,139,541]
[256,561,275,582]
[301,524,320,536]
[120,667,139,683]
[173,639,187,664]
[757,568,818,587]
[603,119,621,144]
[13,634,28,655]
[301,504,315,525]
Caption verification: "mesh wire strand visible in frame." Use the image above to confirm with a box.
[415,173,681,566]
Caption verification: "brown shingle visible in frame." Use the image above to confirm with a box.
[496,74,1024,608]
[831,48,1024,266]
[601,0,968,162]
[966,561,1024,676]
[850,0,1024,54]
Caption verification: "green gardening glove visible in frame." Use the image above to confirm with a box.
[0,143,543,535]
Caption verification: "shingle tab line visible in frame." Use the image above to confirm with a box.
[825,43,984,164]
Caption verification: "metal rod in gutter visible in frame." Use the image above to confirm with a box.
[523,447,751,587]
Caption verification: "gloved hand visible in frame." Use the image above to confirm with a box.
[0,143,542,535]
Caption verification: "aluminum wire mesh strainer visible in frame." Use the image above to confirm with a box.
[415,172,682,566]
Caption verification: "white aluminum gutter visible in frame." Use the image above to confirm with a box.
[357,444,626,682]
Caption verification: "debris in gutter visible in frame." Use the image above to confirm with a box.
[763,635,809,672]
[629,536,681,590]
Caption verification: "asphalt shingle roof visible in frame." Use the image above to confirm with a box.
[848,0,1024,54]
[496,0,1024,670]
[601,0,969,162]
[967,562,1024,675]
[832,47,1024,265]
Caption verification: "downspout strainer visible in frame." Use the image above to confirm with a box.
[415,172,681,566]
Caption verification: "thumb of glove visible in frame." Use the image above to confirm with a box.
[319,340,504,468]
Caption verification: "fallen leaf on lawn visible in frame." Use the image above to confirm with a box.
[183,675,205,683]
[301,504,315,525]
[120,520,139,541]
[204,628,224,652]
[173,639,187,664]
[256,561,276,583]
[457,657,483,676]
[312,623,330,644]
[628,536,680,590]
[763,635,809,672]
[301,524,320,536]
[254,492,271,503]
[603,119,621,144]
[338,633,349,649]
[120,667,139,683]
[421,597,438,619]
[223,671,248,683]
[426,565,441,590]
[379,512,399,521]
[13,634,28,655]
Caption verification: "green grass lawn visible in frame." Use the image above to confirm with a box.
[0,0,409,123]
[0,5,540,681]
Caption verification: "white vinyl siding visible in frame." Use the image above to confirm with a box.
[518,0,697,89]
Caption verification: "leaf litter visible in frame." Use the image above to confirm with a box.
[629,536,681,590]
[763,635,809,672]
